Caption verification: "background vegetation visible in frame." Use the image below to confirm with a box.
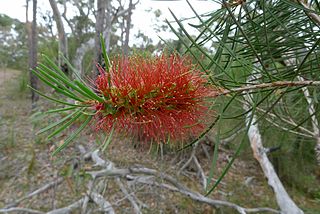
[0,0,319,213]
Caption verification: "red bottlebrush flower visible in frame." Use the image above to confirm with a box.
[93,54,215,143]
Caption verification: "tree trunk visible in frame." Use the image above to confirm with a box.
[103,0,112,53]
[28,0,39,107]
[74,38,95,79]
[283,56,320,166]
[123,0,133,56]
[243,73,303,214]
[298,76,320,165]
[49,0,68,74]
[94,0,106,78]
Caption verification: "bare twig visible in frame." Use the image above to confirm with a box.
[133,175,279,214]
[47,198,84,214]
[87,150,279,213]
[5,177,64,208]
[220,127,246,145]
[89,192,115,214]
[216,80,320,97]
[178,144,207,189]
[0,208,45,214]
[255,106,314,136]
[115,178,142,214]
[298,0,320,26]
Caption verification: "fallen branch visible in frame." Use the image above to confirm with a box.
[131,175,279,214]
[0,207,45,214]
[115,178,141,214]
[47,198,84,214]
[2,148,280,214]
[178,144,207,189]
[5,177,64,208]
[89,192,115,214]
[87,150,280,213]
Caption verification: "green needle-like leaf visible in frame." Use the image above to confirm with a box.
[52,115,92,156]
[100,33,111,72]
[28,86,89,107]
[101,123,115,152]
[37,108,84,135]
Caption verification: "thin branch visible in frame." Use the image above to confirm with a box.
[47,198,84,214]
[283,53,320,164]
[256,106,315,136]
[89,192,115,214]
[264,116,313,138]
[216,80,320,97]
[178,144,207,189]
[115,178,142,214]
[133,175,279,214]
[298,0,320,26]
[5,177,64,208]
[0,208,45,214]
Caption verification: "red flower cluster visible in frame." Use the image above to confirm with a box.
[93,54,214,143]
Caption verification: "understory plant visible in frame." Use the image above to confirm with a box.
[32,38,216,156]
[32,0,320,200]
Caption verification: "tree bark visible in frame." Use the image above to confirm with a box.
[243,74,303,214]
[103,0,112,53]
[28,0,39,106]
[94,0,106,78]
[123,0,133,55]
[74,38,95,78]
[49,0,68,73]
[282,55,320,166]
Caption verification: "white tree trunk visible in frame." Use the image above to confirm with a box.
[73,38,94,78]
[49,0,68,66]
[297,76,320,164]
[243,74,303,214]
[283,55,320,165]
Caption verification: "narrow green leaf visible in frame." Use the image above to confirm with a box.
[100,33,111,72]
[59,53,86,84]
[282,0,320,14]
[74,80,104,102]
[47,110,84,140]
[169,9,225,75]
[206,106,256,195]
[37,108,84,135]
[42,54,70,80]
[179,94,238,151]
[165,19,216,85]
[294,38,320,78]
[33,70,84,102]
[45,107,77,114]
[52,115,92,156]
[101,123,115,152]
[206,133,220,190]
[38,63,94,100]
[28,86,89,107]
[222,0,273,81]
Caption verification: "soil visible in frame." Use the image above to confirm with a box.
[0,68,319,213]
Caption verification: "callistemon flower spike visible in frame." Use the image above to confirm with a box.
[94,54,215,144]
[33,52,215,155]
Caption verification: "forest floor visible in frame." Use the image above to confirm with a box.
[0,68,319,213]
